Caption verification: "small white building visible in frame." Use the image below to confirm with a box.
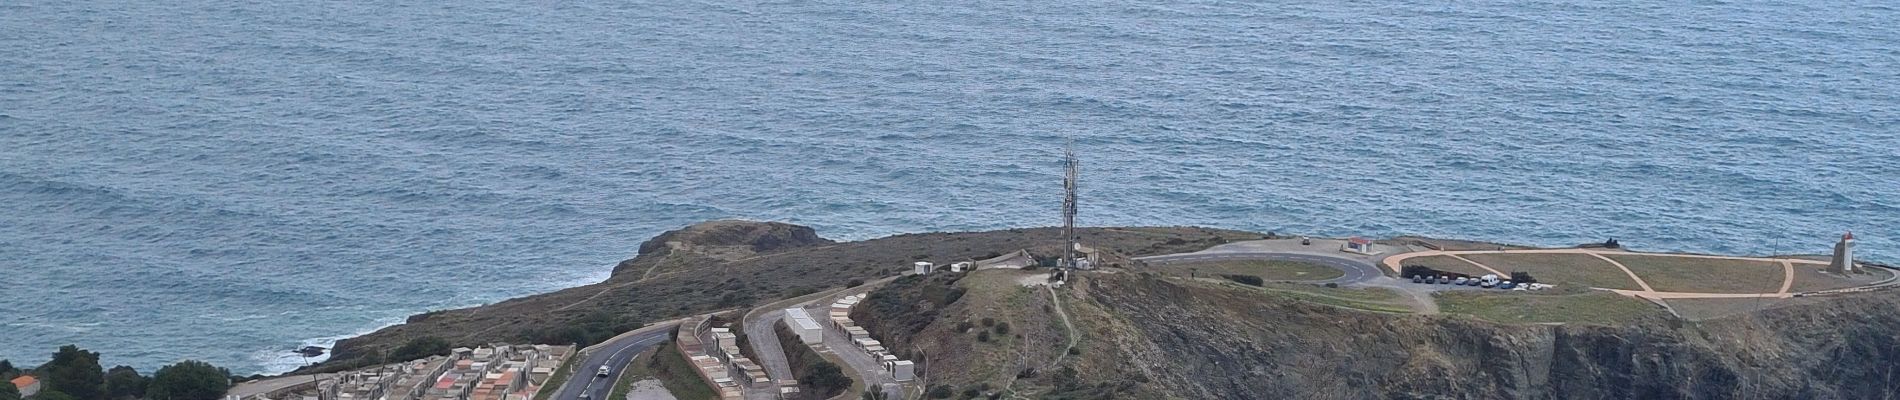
[1342,237,1376,255]
[782,308,823,345]
[950,262,972,272]
[913,262,934,275]
[889,361,915,382]
[1831,232,1858,274]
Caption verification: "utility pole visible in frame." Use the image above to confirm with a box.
[1062,137,1079,271]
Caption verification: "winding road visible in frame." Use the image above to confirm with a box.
[551,325,676,400]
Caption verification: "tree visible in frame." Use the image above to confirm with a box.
[2,381,20,400]
[147,361,230,400]
[40,345,104,400]
[926,384,953,398]
[0,360,17,379]
[859,390,887,400]
[387,337,452,362]
[104,366,148,400]
[33,391,77,400]
[802,361,849,393]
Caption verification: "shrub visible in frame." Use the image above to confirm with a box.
[1324,282,1339,288]
[927,385,954,399]
[1222,274,1264,287]
[993,322,1011,335]
[847,278,865,288]
[980,317,996,327]
[1511,271,1537,284]
[977,331,991,342]
[803,361,850,392]
[388,336,451,362]
[149,360,232,400]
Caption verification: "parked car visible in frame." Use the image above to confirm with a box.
[1499,281,1517,290]
[1412,275,1425,283]
[1453,277,1469,285]
[1437,276,1451,284]
[1480,279,1497,288]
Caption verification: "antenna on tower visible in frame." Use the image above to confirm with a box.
[1062,136,1080,271]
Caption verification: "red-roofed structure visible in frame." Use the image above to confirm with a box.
[9,376,40,397]
[1343,237,1375,254]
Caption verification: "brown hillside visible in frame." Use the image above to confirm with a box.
[313,222,1262,370]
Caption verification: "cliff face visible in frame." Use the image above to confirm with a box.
[617,220,832,275]
[852,270,1900,399]
[1083,273,1900,400]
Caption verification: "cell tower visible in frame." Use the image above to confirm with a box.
[1062,137,1079,270]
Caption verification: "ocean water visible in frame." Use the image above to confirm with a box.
[3,0,1896,374]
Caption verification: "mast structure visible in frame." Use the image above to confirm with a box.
[1062,137,1079,269]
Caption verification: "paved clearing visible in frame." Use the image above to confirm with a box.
[1460,253,1644,290]
[1151,259,1345,281]
[623,379,678,400]
[1787,266,1889,292]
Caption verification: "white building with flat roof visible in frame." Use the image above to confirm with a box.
[782,308,823,344]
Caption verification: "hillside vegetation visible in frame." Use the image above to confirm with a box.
[857,269,1900,399]
[313,221,1261,370]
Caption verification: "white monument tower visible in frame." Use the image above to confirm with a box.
[1829,232,1857,274]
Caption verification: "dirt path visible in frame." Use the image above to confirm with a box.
[1046,285,1078,368]
[1585,253,1657,292]
[1443,254,1507,276]
[1777,260,1796,295]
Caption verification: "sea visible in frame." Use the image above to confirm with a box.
[2,0,1896,375]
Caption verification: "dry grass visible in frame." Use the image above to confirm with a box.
[1150,259,1345,281]
[1460,253,1642,290]
[1662,297,1824,321]
[1183,278,1414,313]
[1398,255,1494,277]
[1437,291,1666,325]
[1607,255,1784,293]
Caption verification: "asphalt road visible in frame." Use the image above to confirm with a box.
[1136,251,1383,285]
[552,329,673,400]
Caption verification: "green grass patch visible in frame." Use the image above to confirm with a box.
[1437,291,1666,325]
[1154,259,1345,281]
[1460,253,1642,290]
[1607,255,1784,293]
[636,342,717,400]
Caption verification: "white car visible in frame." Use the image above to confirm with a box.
[597,366,611,377]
